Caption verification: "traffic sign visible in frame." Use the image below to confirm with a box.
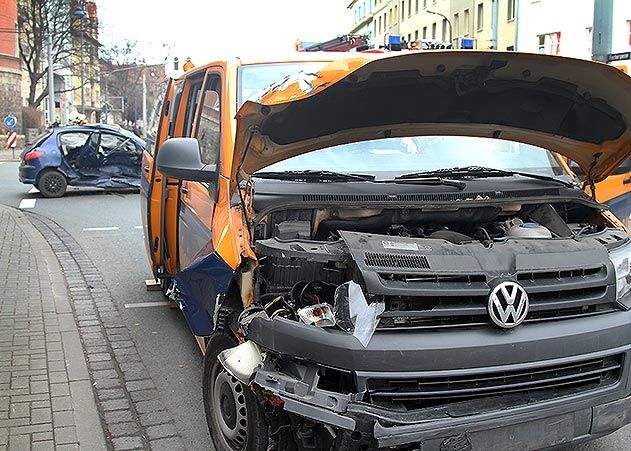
[3,115,16,129]
[7,131,17,148]
[608,52,631,63]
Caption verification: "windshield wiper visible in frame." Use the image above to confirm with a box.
[396,166,575,188]
[253,170,376,182]
[388,176,466,189]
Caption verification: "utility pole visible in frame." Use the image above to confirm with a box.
[46,20,55,124]
[592,0,613,62]
[142,72,147,136]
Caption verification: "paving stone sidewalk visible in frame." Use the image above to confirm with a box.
[0,205,107,450]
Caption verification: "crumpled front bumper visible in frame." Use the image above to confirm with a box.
[246,312,631,450]
[253,354,631,450]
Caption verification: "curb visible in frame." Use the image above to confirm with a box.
[27,212,186,451]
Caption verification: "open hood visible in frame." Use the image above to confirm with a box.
[234,51,631,183]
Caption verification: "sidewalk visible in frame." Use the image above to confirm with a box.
[0,205,107,450]
[0,149,21,161]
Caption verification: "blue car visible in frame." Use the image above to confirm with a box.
[19,124,146,197]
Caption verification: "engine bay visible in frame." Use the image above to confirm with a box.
[248,200,622,332]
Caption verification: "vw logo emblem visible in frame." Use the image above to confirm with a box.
[487,280,529,329]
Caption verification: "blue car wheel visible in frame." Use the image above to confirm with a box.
[38,169,68,198]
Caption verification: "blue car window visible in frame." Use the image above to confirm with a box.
[100,133,136,155]
[58,132,91,158]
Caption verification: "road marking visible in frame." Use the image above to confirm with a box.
[19,198,36,209]
[124,302,171,309]
[28,186,39,194]
[82,227,119,232]
[134,225,143,229]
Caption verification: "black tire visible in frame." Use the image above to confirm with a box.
[37,170,67,198]
[203,332,268,451]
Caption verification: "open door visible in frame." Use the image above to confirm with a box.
[140,78,172,275]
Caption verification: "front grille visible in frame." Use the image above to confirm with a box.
[377,265,620,330]
[366,354,623,411]
[365,252,430,269]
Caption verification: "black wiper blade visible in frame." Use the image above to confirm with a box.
[253,170,376,182]
[397,166,575,188]
[390,176,466,190]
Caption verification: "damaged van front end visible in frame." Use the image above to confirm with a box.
[206,51,631,451]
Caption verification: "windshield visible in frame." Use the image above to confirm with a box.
[258,136,568,179]
[238,62,328,107]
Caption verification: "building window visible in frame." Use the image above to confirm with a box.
[586,26,593,56]
[423,0,427,8]
[394,5,398,24]
[423,26,428,38]
[464,8,470,35]
[408,33,412,42]
[628,20,631,46]
[408,0,411,17]
[508,0,516,21]
[442,18,448,41]
[454,12,460,37]
[415,29,419,39]
[378,16,382,34]
[401,1,405,21]
[538,32,561,55]
[477,3,484,31]
[415,0,419,14]
[432,22,437,39]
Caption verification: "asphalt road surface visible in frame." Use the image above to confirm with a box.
[1,160,631,451]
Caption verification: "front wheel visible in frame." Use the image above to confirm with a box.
[203,332,268,451]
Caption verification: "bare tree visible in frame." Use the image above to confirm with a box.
[101,41,165,125]
[18,0,93,109]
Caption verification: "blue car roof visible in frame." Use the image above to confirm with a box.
[51,125,146,146]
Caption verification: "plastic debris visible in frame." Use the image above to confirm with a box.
[297,303,336,327]
[334,281,385,347]
[217,341,263,384]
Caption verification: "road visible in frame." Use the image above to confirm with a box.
[1,159,630,451]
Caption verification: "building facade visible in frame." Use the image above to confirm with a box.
[349,0,374,43]
[0,0,22,129]
[360,0,517,49]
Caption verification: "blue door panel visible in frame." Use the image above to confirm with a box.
[173,252,234,336]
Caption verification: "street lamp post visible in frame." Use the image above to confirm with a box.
[426,9,453,45]
[73,4,87,115]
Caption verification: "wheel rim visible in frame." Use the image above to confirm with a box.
[213,369,248,450]
[44,174,63,194]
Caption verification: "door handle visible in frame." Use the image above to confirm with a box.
[143,166,150,173]
[180,186,189,195]
[624,177,631,184]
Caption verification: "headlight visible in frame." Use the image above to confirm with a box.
[610,245,631,308]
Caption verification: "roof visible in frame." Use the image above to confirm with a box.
[52,124,144,143]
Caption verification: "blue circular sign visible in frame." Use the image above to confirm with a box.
[3,115,17,129]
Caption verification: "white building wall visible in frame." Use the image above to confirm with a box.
[517,0,631,61]
[611,1,631,54]
[517,0,593,58]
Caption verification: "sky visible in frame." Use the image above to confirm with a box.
[97,0,353,65]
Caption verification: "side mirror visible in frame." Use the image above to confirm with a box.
[156,138,217,182]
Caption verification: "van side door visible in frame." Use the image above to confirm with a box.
[141,79,172,274]
[172,68,230,336]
